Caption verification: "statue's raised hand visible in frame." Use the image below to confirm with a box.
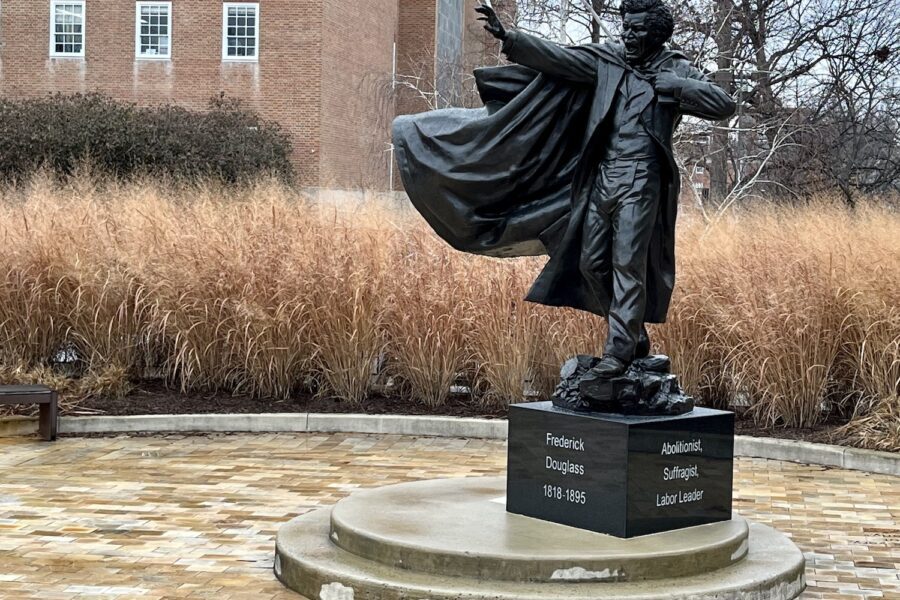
[475,2,507,41]
[653,71,684,96]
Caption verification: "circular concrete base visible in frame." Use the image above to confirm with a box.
[330,477,749,582]
[275,477,805,600]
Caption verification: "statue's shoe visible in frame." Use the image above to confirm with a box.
[587,354,628,378]
[550,394,593,412]
[632,354,671,373]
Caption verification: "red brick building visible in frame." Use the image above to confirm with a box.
[0,1,508,189]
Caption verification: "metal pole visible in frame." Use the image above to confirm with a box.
[579,0,614,39]
[389,41,397,191]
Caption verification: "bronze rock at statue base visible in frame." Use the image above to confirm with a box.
[551,354,695,416]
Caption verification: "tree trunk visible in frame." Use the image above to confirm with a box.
[557,0,570,43]
[591,0,605,43]
[709,0,736,203]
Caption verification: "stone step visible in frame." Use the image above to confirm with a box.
[328,477,749,582]
[276,507,805,600]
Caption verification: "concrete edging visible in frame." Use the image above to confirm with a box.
[1,413,896,476]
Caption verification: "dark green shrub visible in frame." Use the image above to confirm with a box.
[0,93,294,183]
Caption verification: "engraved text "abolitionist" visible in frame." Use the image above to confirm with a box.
[661,439,702,456]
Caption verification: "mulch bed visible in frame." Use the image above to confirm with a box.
[70,380,509,419]
[733,420,843,445]
[6,380,846,446]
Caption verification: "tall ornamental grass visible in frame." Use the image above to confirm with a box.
[0,174,897,449]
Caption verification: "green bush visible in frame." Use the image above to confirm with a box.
[0,93,294,183]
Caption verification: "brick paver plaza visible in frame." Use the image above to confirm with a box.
[0,433,897,599]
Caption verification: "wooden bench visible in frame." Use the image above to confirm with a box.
[0,385,58,441]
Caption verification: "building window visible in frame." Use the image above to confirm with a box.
[222,3,259,62]
[694,165,705,175]
[136,2,172,59]
[50,1,85,57]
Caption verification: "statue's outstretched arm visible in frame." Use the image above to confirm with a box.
[670,64,737,121]
[501,30,598,84]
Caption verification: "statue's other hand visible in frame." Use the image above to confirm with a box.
[475,3,507,40]
[653,71,684,96]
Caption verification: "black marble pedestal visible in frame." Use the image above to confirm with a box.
[507,402,734,538]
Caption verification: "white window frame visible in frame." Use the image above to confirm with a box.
[694,165,705,175]
[135,1,172,60]
[49,0,86,58]
[222,2,260,62]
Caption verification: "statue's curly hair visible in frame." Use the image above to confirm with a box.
[619,0,675,49]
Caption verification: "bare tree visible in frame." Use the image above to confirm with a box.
[387,0,900,203]
[678,0,900,205]
[764,0,900,205]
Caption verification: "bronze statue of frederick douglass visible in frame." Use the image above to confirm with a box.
[393,0,736,413]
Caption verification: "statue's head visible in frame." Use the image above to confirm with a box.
[619,0,674,64]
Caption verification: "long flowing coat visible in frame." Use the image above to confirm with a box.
[392,32,735,323]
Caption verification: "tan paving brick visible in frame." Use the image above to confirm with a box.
[0,434,896,599]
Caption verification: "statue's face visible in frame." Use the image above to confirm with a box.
[622,12,656,64]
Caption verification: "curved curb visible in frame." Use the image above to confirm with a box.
[1,413,897,476]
